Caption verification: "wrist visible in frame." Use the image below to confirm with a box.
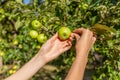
[75,56,88,61]
[74,56,88,66]
[34,53,48,65]
[38,55,47,64]
[76,51,88,58]
[37,52,51,64]
[75,50,89,62]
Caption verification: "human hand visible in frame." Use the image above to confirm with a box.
[38,33,74,63]
[73,28,96,58]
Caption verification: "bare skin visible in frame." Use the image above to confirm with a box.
[65,28,96,80]
[5,28,96,80]
[5,33,73,80]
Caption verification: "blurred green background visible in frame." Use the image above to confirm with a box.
[0,0,120,80]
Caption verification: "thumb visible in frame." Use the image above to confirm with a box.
[73,33,80,41]
[49,33,58,42]
[91,37,96,48]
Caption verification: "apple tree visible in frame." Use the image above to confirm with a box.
[0,0,120,80]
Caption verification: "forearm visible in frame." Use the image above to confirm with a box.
[5,53,47,80]
[65,52,88,80]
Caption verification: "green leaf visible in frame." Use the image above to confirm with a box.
[15,17,23,30]
[16,0,23,4]
[91,23,116,34]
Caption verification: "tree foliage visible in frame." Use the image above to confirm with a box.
[0,0,120,80]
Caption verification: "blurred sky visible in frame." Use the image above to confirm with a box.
[23,0,44,5]
[23,0,30,4]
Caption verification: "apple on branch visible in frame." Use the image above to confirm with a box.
[58,27,71,41]
[31,20,42,29]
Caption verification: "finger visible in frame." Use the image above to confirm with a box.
[49,33,58,42]
[92,37,96,45]
[89,37,96,51]
[63,43,72,51]
[69,36,74,42]
[67,40,72,46]
[54,42,71,58]
[62,41,72,48]
[89,31,94,38]
[51,33,58,39]
[60,40,69,45]
[73,33,80,41]
[70,33,75,38]
[61,40,71,47]
[73,28,85,34]
[65,33,74,42]
[93,32,97,38]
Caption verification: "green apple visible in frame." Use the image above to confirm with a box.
[29,30,38,38]
[31,20,42,29]
[37,34,47,43]
[0,15,5,21]
[13,40,18,45]
[0,8,5,14]
[0,51,4,57]
[58,27,71,40]
[0,38,2,42]
[36,45,41,49]
[18,44,23,49]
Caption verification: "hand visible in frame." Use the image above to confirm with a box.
[38,33,74,62]
[65,28,96,80]
[4,33,73,80]
[73,28,96,57]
